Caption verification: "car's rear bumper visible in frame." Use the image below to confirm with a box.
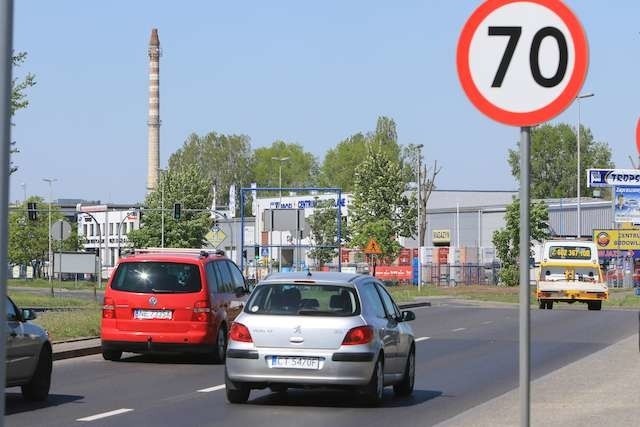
[225,347,377,386]
[537,290,608,301]
[102,339,215,354]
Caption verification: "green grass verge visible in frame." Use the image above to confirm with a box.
[32,309,101,342]
[8,278,98,290]
[9,293,99,308]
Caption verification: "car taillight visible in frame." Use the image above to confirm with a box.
[192,300,211,322]
[342,325,374,345]
[102,297,115,319]
[229,322,253,343]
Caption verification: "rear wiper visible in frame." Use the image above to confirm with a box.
[151,288,180,293]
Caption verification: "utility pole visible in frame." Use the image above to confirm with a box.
[271,157,289,272]
[43,177,57,297]
[416,144,424,290]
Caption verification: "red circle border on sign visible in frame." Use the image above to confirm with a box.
[456,0,589,127]
[636,117,640,156]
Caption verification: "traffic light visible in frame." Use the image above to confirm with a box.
[27,202,37,221]
[173,203,181,220]
[254,245,260,260]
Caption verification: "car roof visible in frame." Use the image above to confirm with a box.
[119,248,228,264]
[258,271,372,287]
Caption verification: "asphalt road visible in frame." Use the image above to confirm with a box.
[4,302,638,427]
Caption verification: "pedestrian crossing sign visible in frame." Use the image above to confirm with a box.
[364,238,382,254]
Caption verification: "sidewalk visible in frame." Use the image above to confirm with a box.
[438,333,640,427]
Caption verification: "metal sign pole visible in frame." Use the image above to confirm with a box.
[519,126,531,426]
[0,1,14,423]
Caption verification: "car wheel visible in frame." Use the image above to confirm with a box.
[546,301,553,310]
[393,347,415,397]
[21,346,52,402]
[538,300,545,309]
[225,368,250,404]
[588,301,602,311]
[211,324,228,364]
[362,356,384,406]
[102,349,122,361]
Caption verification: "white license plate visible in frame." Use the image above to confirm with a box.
[133,309,172,320]
[268,356,320,370]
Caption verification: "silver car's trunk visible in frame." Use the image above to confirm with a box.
[243,315,363,350]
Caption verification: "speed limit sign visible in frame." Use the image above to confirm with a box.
[457,0,589,126]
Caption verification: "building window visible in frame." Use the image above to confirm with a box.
[109,223,114,236]
[83,224,87,236]
[90,224,94,236]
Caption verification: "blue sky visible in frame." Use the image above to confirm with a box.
[9,1,640,204]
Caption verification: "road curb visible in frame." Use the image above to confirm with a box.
[398,301,431,309]
[53,345,102,361]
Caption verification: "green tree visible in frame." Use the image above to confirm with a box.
[492,199,550,286]
[10,52,36,174]
[307,199,343,266]
[251,141,319,191]
[128,165,213,248]
[349,143,416,262]
[319,133,367,192]
[508,123,613,200]
[168,131,252,212]
[8,197,77,277]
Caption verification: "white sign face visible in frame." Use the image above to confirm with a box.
[457,0,588,126]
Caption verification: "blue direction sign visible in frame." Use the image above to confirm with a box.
[588,169,640,187]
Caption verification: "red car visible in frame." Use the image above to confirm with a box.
[101,248,249,362]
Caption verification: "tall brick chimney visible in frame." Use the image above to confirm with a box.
[146,28,161,194]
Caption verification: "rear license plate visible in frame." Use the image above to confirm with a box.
[268,356,320,370]
[133,309,172,320]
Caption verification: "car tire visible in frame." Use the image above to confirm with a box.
[21,345,52,402]
[546,301,553,310]
[538,300,546,309]
[225,368,250,404]
[362,356,384,406]
[102,349,122,361]
[588,301,602,311]
[393,347,415,397]
[211,324,228,364]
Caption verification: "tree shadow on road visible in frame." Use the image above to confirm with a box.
[250,388,442,408]
[4,391,84,415]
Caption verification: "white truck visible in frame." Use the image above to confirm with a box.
[536,240,608,311]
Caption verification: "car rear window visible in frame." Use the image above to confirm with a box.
[111,262,202,293]
[245,283,359,316]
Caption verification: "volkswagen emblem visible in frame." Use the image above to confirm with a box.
[293,325,302,334]
[148,296,158,306]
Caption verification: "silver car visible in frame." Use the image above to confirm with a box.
[225,272,416,405]
[5,295,53,401]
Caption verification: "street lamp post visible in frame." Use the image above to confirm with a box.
[117,210,135,263]
[417,151,423,286]
[42,178,57,297]
[271,157,290,272]
[576,92,594,239]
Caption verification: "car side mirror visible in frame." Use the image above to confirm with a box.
[401,310,415,322]
[21,309,37,321]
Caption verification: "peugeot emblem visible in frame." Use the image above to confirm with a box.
[293,325,302,334]
[148,296,158,306]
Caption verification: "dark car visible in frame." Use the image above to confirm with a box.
[5,295,53,401]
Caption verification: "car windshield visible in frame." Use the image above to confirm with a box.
[245,283,359,316]
[111,262,201,293]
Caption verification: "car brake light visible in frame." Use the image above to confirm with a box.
[342,325,374,345]
[229,322,253,343]
[103,297,115,319]
[192,300,211,322]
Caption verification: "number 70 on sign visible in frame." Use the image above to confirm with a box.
[456,0,589,127]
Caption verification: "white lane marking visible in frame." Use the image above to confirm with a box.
[197,384,226,393]
[452,328,466,332]
[77,408,133,422]
[415,337,431,342]
[482,321,494,325]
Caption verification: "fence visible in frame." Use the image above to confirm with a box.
[423,263,500,286]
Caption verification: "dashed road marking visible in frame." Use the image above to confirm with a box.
[482,321,494,325]
[452,328,466,332]
[77,408,133,422]
[197,384,226,393]
[415,337,431,342]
